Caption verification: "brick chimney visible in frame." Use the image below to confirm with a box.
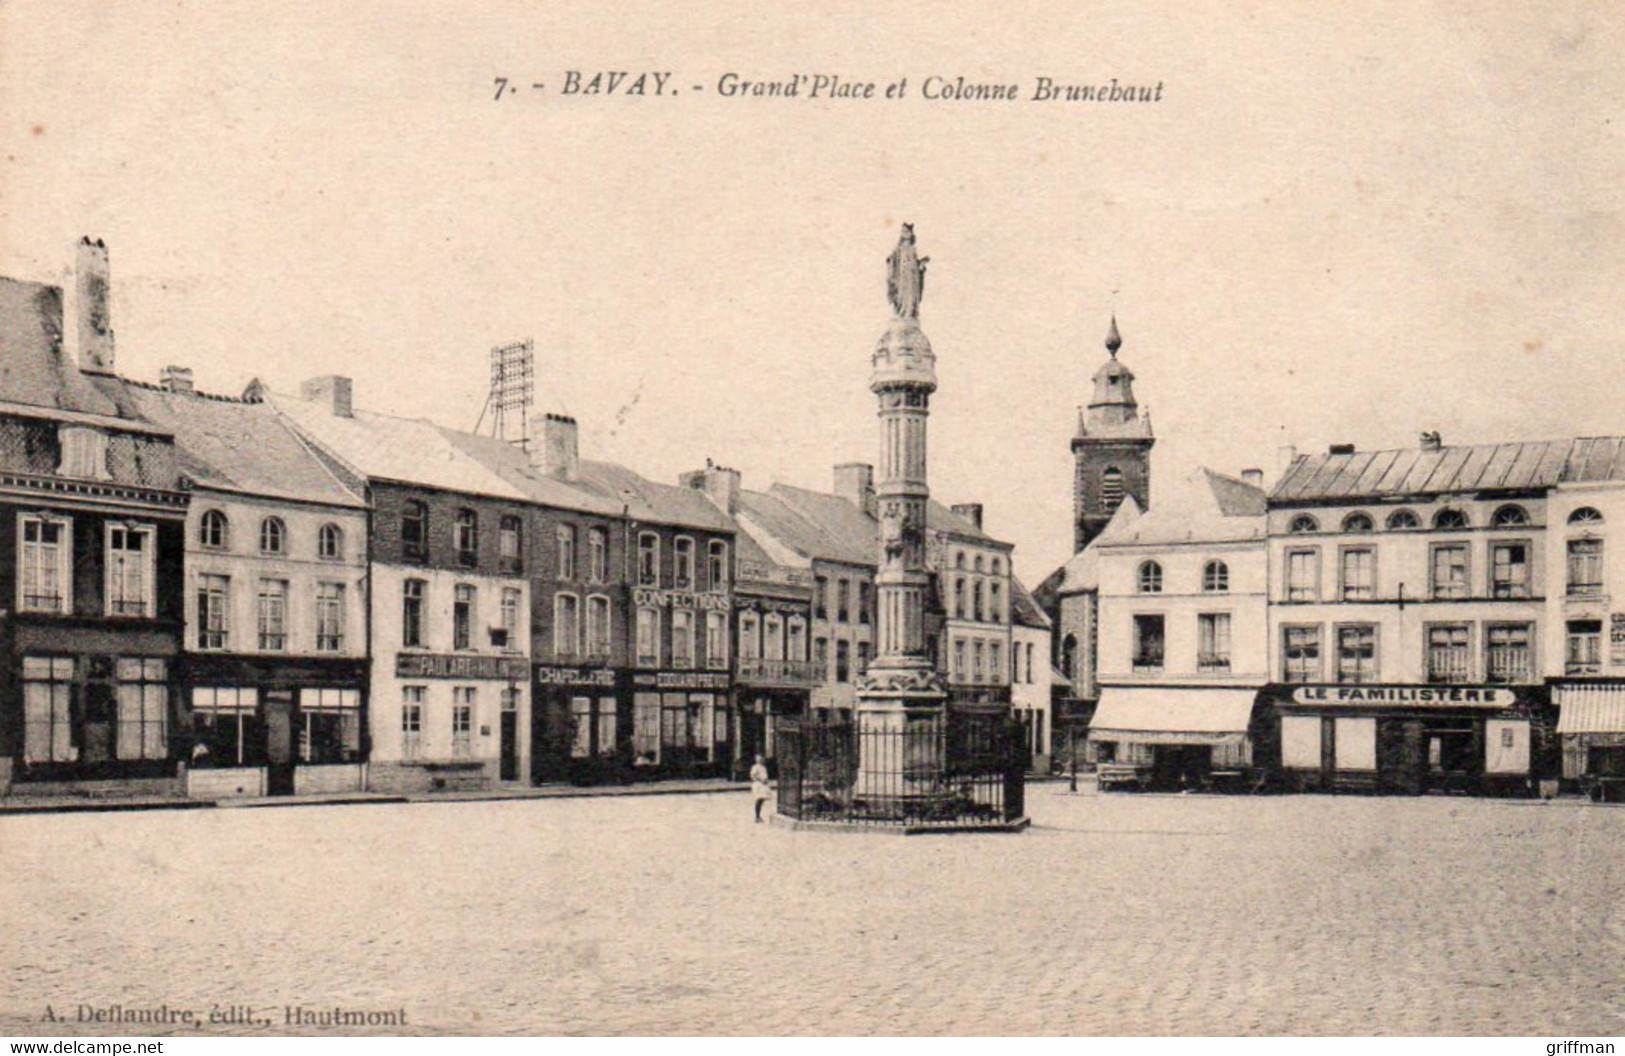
[160,365,194,394]
[1420,430,1443,452]
[1240,467,1265,488]
[75,237,114,374]
[681,462,741,514]
[531,413,578,481]
[301,375,353,417]
[951,502,985,531]
[1277,444,1299,476]
[833,462,875,517]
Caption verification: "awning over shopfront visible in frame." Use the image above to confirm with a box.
[1087,687,1258,746]
[1556,684,1625,734]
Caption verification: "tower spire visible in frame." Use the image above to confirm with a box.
[1105,314,1122,357]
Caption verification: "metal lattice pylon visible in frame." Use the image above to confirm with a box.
[485,340,534,448]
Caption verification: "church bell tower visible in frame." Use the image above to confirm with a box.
[1071,316,1153,552]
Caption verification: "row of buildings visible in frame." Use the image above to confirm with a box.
[1041,322,1625,796]
[0,240,1054,800]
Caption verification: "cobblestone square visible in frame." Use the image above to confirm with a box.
[3,789,1624,1036]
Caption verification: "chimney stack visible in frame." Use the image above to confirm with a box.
[681,462,741,514]
[75,237,114,374]
[301,375,353,417]
[160,365,194,394]
[1277,444,1299,476]
[1420,430,1443,452]
[1240,468,1265,488]
[531,413,579,481]
[951,502,985,531]
[833,462,876,517]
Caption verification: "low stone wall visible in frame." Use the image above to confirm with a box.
[294,764,366,795]
[186,767,266,799]
[369,761,495,795]
[9,776,180,799]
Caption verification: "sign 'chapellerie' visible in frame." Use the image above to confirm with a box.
[1290,685,1516,708]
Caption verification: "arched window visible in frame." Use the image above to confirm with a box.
[1491,504,1530,527]
[973,580,985,621]
[586,527,608,581]
[199,509,229,549]
[954,551,966,570]
[991,558,1002,576]
[1569,507,1604,526]
[953,576,966,619]
[1203,560,1229,592]
[318,523,343,560]
[1101,467,1125,512]
[1060,634,1078,680]
[973,555,985,574]
[1137,560,1163,594]
[1433,508,1469,530]
[708,540,729,589]
[1341,512,1374,533]
[1288,514,1319,534]
[1386,509,1420,530]
[259,516,286,554]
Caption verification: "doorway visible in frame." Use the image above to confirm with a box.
[499,701,519,781]
[264,690,294,795]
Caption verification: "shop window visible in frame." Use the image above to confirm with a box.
[636,607,660,666]
[1486,623,1533,683]
[1386,509,1420,530]
[402,501,429,562]
[192,687,262,767]
[22,656,75,763]
[19,514,72,614]
[674,537,695,589]
[402,579,426,648]
[1430,544,1469,600]
[453,584,476,650]
[401,687,424,760]
[499,516,523,574]
[318,523,344,561]
[1426,625,1472,683]
[1132,615,1165,672]
[1137,561,1163,594]
[451,688,475,759]
[571,696,619,759]
[1198,613,1231,672]
[316,582,345,652]
[1490,543,1530,599]
[1566,619,1602,675]
[1567,538,1604,597]
[1335,625,1376,684]
[106,523,156,617]
[199,509,229,550]
[259,516,286,555]
[1280,715,1322,769]
[297,688,361,764]
[638,533,660,587]
[256,579,288,651]
[633,693,661,763]
[1491,504,1530,528]
[1202,560,1229,593]
[1282,625,1321,682]
[1285,548,1319,601]
[1334,717,1377,771]
[1340,547,1375,601]
[455,510,479,567]
[197,574,230,650]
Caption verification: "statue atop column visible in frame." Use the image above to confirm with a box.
[886,223,929,320]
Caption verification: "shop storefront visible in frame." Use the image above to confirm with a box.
[1260,684,1554,796]
[371,652,529,794]
[1086,686,1261,791]
[1554,682,1625,800]
[532,663,621,784]
[630,670,731,777]
[180,654,368,797]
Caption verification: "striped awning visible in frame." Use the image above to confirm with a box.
[1088,687,1258,746]
[1556,684,1625,734]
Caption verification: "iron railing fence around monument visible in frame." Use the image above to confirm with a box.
[776,711,1027,826]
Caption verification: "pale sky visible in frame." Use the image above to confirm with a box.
[4,2,1622,584]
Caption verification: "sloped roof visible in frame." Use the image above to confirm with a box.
[1107,468,1265,546]
[574,459,736,532]
[1046,493,1144,595]
[767,484,881,566]
[1010,576,1051,629]
[269,391,530,502]
[435,429,627,517]
[928,500,1003,543]
[115,381,363,508]
[0,277,154,426]
[1272,437,1625,504]
[742,487,873,566]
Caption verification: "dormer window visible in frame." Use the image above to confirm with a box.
[1341,512,1374,533]
[57,425,109,480]
[1433,508,1470,531]
[1288,514,1319,534]
[1491,505,1530,528]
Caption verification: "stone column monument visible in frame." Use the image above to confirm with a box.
[853,224,949,804]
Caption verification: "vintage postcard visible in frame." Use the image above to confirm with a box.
[2,1,1623,1042]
